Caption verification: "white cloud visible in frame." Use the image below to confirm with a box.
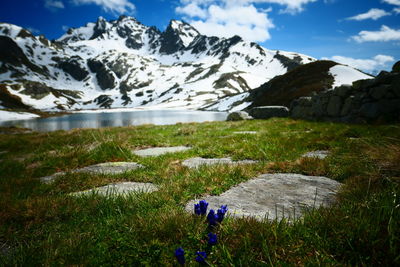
[176,3,208,18]
[175,0,319,42]
[325,55,395,72]
[72,0,135,14]
[351,25,400,43]
[394,7,400,13]
[346,8,391,21]
[382,0,400,6]
[44,0,64,10]
[179,4,274,42]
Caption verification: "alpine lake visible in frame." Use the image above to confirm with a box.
[0,109,228,132]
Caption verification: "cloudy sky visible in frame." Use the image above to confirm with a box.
[1,0,399,73]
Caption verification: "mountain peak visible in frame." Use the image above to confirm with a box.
[167,19,199,47]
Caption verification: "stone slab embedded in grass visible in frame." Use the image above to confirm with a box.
[39,162,144,184]
[74,162,144,175]
[233,131,257,135]
[186,173,341,221]
[133,146,191,157]
[40,172,66,184]
[302,150,330,159]
[182,157,257,169]
[70,182,159,197]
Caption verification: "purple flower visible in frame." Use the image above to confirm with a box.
[217,205,228,222]
[174,247,185,265]
[195,251,207,264]
[207,209,218,226]
[194,200,208,215]
[208,232,217,246]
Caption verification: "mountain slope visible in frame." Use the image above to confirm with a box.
[204,60,373,111]
[0,16,315,111]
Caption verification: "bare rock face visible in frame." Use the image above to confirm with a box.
[186,173,341,222]
[70,182,158,197]
[182,157,257,169]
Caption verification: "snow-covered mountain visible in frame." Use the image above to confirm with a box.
[0,16,370,112]
[0,16,316,111]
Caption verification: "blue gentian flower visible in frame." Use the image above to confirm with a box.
[208,232,217,246]
[175,247,185,265]
[194,200,208,215]
[199,200,208,215]
[207,209,218,226]
[217,205,228,222]
[195,251,207,264]
[194,203,201,215]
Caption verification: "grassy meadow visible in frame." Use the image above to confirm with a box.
[0,118,399,265]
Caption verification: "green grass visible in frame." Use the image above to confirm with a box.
[0,118,399,266]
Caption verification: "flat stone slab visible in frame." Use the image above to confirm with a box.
[233,131,257,135]
[70,182,159,197]
[186,173,341,221]
[182,157,257,169]
[133,146,191,157]
[40,162,144,184]
[302,150,330,159]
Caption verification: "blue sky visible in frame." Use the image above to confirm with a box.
[1,0,400,73]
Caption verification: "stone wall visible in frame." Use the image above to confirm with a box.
[290,64,400,124]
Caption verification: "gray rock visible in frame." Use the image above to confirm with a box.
[326,96,342,117]
[359,102,380,119]
[0,151,7,155]
[335,85,352,97]
[302,150,330,159]
[185,173,341,221]
[370,85,390,100]
[74,162,144,175]
[249,106,289,119]
[40,162,143,184]
[133,146,191,157]
[233,131,257,135]
[70,182,158,197]
[340,96,354,116]
[226,111,253,121]
[182,157,257,169]
[40,172,66,184]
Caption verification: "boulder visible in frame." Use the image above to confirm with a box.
[226,111,253,121]
[249,106,289,119]
[326,96,342,117]
[369,85,390,100]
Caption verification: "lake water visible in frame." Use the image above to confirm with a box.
[0,110,228,132]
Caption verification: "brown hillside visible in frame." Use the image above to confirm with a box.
[247,60,338,108]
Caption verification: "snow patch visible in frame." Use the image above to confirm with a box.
[329,65,373,88]
[0,110,39,121]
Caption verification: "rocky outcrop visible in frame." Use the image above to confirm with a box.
[290,62,400,123]
[87,59,116,90]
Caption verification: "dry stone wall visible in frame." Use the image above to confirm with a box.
[290,63,400,124]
